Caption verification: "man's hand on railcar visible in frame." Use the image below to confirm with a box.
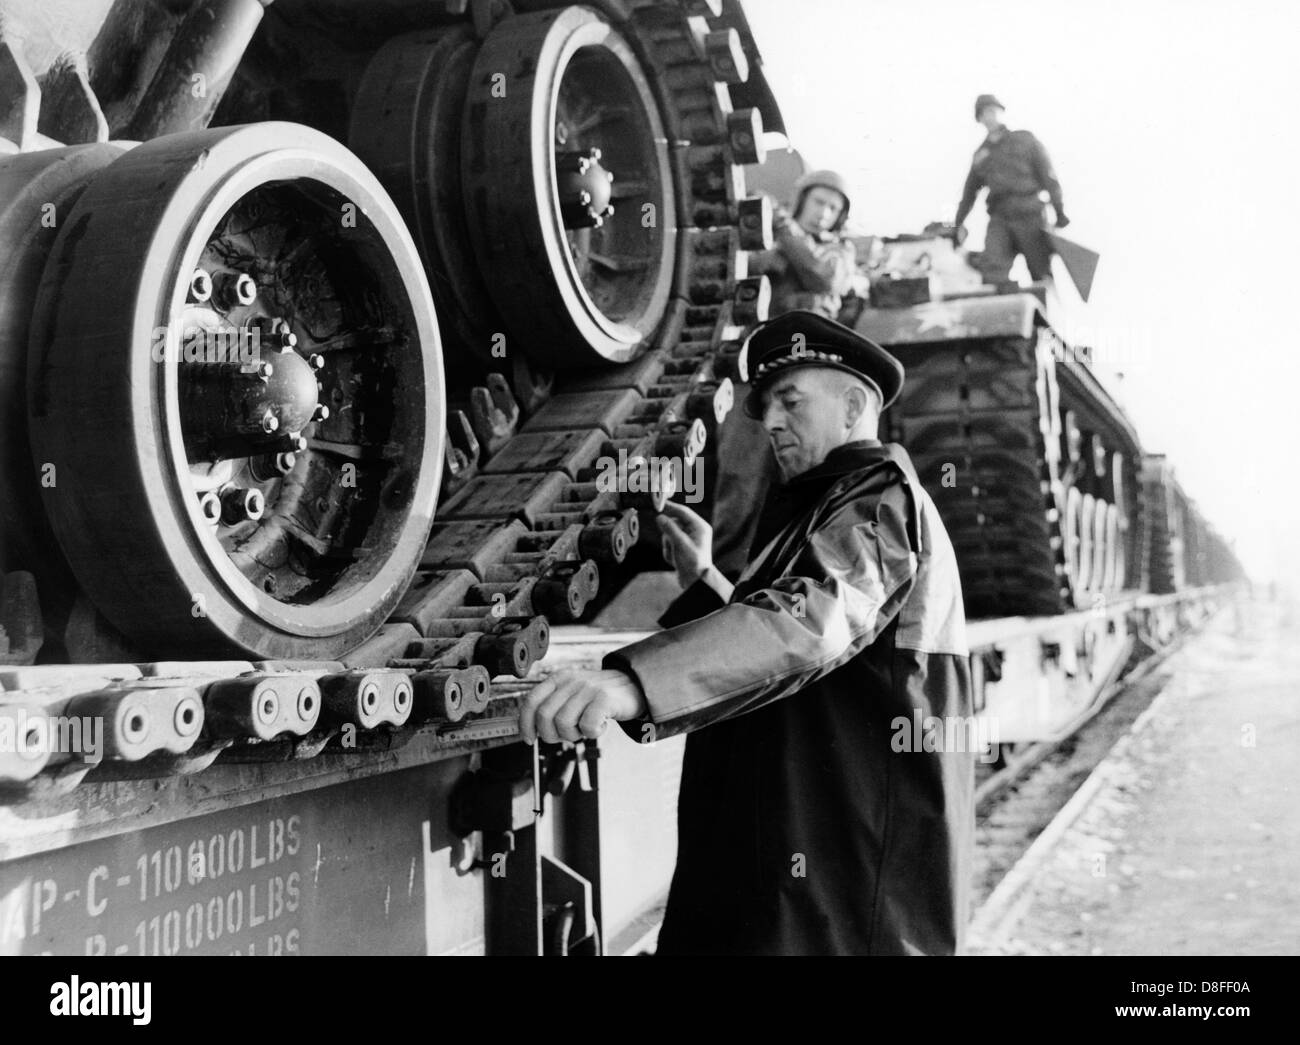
[518,669,648,745]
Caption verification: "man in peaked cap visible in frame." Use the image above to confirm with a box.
[519,311,975,956]
[956,93,1069,283]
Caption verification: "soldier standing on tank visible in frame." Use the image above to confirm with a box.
[955,94,1069,284]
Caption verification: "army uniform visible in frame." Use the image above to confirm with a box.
[956,96,1067,282]
[748,169,857,320]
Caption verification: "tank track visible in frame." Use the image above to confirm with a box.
[0,0,770,790]
[888,323,1145,618]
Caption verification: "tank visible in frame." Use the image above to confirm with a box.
[0,1,786,955]
[842,229,1139,616]
[1140,454,1242,594]
[0,0,776,670]
[729,136,1241,617]
[847,225,1243,617]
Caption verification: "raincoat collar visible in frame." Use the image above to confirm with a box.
[747,439,919,575]
[782,439,889,488]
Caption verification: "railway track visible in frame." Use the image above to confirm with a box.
[969,614,1218,939]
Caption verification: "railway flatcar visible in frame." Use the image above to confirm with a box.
[0,0,1239,955]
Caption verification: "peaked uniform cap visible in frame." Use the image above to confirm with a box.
[741,310,905,418]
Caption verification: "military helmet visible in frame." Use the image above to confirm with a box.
[791,169,851,233]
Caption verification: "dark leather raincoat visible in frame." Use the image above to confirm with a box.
[606,441,974,955]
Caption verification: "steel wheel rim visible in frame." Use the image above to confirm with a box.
[464,8,679,366]
[29,125,444,655]
[546,25,675,347]
[159,150,440,635]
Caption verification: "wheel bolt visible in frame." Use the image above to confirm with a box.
[312,404,330,423]
[261,411,279,434]
[214,271,257,310]
[190,269,213,303]
[198,491,222,525]
[307,353,325,371]
[265,431,308,455]
[221,487,265,524]
[257,361,275,381]
[248,316,298,351]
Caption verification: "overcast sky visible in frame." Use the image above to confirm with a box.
[743,0,1300,589]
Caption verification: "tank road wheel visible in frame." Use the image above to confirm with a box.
[1112,504,1128,592]
[0,144,128,584]
[1109,451,1129,593]
[349,26,500,374]
[1101,502,1121,593]
[1076,493,1096,593]
[463,6,678,368]
[1062,485,1084,596]
[28,124,444,659]
[1090,497,1110,595]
